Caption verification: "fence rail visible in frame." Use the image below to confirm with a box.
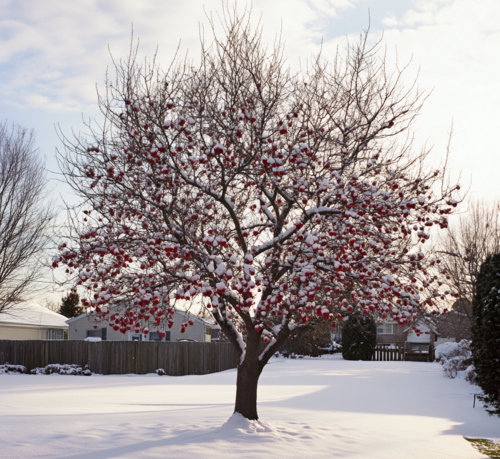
[0,340,239,375]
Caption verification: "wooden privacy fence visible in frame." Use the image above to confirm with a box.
[372,343,435,362]
[0,340,239,375]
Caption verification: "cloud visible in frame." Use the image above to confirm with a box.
[0,0,354,113]
[375,0,500,199]
[382,14,400,27]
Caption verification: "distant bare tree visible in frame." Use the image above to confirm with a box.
[437,200,500,337]
[43,298,60,312]
[0,121,56,314]
[436,298,473,341]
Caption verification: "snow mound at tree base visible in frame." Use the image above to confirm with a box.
[219,412,284,435]
[216,412,320,441]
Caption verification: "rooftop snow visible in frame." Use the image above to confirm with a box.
[0,302,68,329]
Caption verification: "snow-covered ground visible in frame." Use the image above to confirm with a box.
[1,355,498,459]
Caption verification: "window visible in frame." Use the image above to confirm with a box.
[149,331,171,342]
[211,329,220,340]
[86,329,101,338]
[46,329,64,340]
[85,328,107,340]
[86,329,100,338]
[377,324,394,334]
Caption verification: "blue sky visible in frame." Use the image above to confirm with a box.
[1,0,499,207]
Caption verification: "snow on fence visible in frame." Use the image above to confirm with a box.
[372,343,435,362]
[0,340,238,375]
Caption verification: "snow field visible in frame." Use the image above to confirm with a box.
[0,355,498,459]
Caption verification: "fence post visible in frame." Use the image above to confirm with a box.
[428,345,434,362]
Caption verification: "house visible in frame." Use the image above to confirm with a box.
[374,300,472,348]
[0,302,68,340]
[376,319,437,350]
[67,308,214,342]
[331,318,437,349]
[375,322,407,345]
[405,320,437,351]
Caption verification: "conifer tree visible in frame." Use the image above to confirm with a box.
[59,293,84,318]
[472,253,500,416]
[342,313,377,360]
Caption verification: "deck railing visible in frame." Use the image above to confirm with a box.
[372,343,435,362]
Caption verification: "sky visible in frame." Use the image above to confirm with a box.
[1,0,499,302]
[1,0,499,202]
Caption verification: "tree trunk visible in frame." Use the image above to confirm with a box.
[234,358,262,420]
[234,333,263,420]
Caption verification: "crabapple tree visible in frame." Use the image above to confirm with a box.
[55,12,459,419]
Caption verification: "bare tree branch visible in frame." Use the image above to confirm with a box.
[436,199,500,338]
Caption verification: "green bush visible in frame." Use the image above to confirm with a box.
[472,253,500,416]
[342,313,376,361]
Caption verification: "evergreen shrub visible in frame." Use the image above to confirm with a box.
[342,313,376,360]
[472,253,500,416]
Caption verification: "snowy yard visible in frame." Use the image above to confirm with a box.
[1,355,498,459]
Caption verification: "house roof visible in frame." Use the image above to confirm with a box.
[0,302,68,329]
[403,318,438,334]
[175,309,215,327]
[66,311,95,324]
[66,306,214,326]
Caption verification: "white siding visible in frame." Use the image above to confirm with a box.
[171,318,204,342]
[407,322,432,343]
[0,325,45,340]
[68,316,127,341]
